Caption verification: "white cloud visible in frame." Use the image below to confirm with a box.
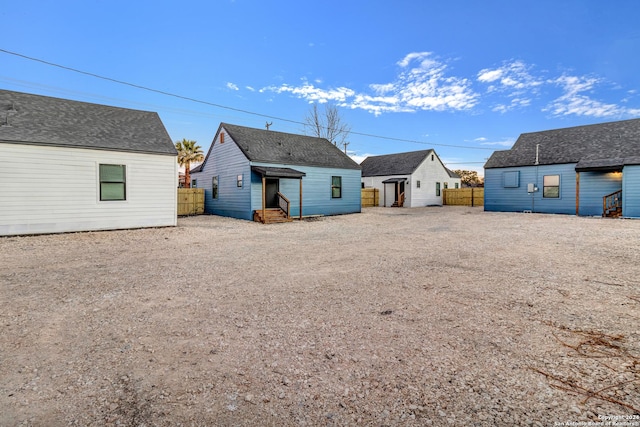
[261,52,478,115]
[245,86,256,92]
[477,60,543,112]
[266,82,355,104]
[256,54,640,119]
[477,69,503,83]
[545,75,623,118]
[226,82,239,91]
[397,52,436,68]
[478,138,515,147]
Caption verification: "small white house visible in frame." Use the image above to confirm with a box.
[0,89,178,236]
[360,149,461,207]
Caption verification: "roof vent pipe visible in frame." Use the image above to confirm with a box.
[534,144,539,165]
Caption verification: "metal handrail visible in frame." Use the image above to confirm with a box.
[602,189,622,216]
[277,192,290,218]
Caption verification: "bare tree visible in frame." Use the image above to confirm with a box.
[304,104,351,150]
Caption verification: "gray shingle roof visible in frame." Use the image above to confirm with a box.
[360,149,434,177]
[484,118,640,170]
[219,123,360,170]
[0,89,176,155]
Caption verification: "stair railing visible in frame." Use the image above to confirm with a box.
[277,192,290,219]
[602,189,622,217]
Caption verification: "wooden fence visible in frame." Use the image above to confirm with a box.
[361,188,380,207]
[177,188,205,216]
[443,188,484,207]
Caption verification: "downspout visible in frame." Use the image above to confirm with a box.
[299,178,303,220]
[533,144,539,213]
[575,172,580,216]
[262,176,266,223]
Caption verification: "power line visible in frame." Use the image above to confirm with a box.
[0,47,494,151]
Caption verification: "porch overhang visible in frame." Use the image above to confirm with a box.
[251,166,306,179]
[381,177,408,183]
[575,157,623,172]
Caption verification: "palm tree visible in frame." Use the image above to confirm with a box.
[175,139,204,188]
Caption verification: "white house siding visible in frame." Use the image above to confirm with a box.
[0,143,177,236]
[409,157,460,207]
[361,157,460,207]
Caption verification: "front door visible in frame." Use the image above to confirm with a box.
[265,179,279,208]
[395,181,405,202]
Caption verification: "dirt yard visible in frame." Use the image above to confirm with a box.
[1,207,639,426]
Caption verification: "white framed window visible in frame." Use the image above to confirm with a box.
[543,175,560,198]
[212,176,218,199]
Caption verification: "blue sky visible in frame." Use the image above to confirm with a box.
[3,0,640,176]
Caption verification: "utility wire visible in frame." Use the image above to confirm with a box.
[0,47,494,151]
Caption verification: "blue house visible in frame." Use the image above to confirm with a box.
[190,123,361,223]
[484,119,640,218]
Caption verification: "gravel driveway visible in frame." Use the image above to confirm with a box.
[1,207,639,426]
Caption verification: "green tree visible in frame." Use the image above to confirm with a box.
[175,139,204,188]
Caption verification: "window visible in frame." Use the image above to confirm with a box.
[212,176,218,199]
[220,132,225,144]
[99,164,126,201]
[455,183,459,189]
[331,176,342,198]
[237,174,243,188]
[543,175,560,198]
[431,154,434,161]
[444,182,448,189]
[416,180,421,188]
[435,182,441,196]
[192,179,197,188]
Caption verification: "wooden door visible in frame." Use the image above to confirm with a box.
[265,179,279,208]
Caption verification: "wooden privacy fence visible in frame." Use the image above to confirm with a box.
[443,188,484,207]
[361,188,379,207]
[177,188,205,216]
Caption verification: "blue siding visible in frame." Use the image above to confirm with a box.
[192,133,361,221]
[578,171,622,216]
[484,164,577,214]
[251,162,361,217]
[623,165,640,218]
[190,131,253,220]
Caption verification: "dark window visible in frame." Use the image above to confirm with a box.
[435,182,441,196]
[543,175,560,198]
[212,176,218,199]
[444,182,448,189]
[331,176,342,198]
[416,180,421,188]
[455,183,459,189]
[99,164,126,201]
[192,179,197,188]
[237,174,243,188]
